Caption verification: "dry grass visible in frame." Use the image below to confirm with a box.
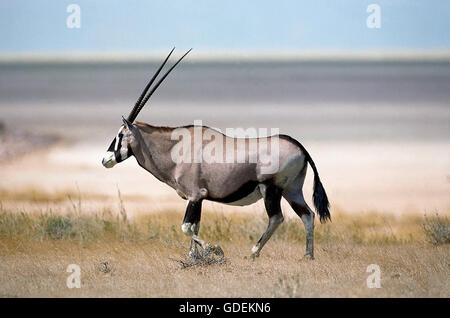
[0,187,147,204]
[423,213,450,246]
[0,196,448,298]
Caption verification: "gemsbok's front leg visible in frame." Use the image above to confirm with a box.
[250,185,284,259]
[181,200,224,257]
[188,222,201,259]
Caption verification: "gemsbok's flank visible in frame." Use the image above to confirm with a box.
[102,48,330,260]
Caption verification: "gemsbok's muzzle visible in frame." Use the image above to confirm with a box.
[102,152,117,168]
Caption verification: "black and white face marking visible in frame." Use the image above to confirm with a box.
[102,126,133,168]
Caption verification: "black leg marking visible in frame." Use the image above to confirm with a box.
[182,200,224,258]
[263,184,283,218]
[250,184,284,257]
[183,200,203,225]
[290,202,311,217]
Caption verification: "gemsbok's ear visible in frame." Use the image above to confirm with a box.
[122,116,132,129]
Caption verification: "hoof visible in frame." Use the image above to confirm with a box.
[245,252,259,260]
[188,248,201,260]
[304,254,314,260]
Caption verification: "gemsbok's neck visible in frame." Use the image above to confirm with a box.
[131,123,179,187]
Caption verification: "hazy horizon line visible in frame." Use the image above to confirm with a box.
[1,49,450,63]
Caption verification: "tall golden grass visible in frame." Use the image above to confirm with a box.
[0,203,445,246]
[0,192,448,297]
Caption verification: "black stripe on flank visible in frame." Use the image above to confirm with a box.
[207,180,259,203]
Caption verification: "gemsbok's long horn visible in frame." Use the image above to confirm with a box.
[135,48,192,118]
[127,47,175,123]
[127,48,192,123]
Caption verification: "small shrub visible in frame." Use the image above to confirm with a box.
[423,213,450,245]
[43,215,73,240]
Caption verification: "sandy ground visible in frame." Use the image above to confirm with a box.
[0,238,448,298]
[0,207,448,298]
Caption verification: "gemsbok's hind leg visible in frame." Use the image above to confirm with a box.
[283,169,316,259]
[250,185,284,259]
[181,200,224,257]
[287,195,315,259]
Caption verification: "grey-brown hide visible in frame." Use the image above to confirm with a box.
[130,122,304,203]
[117,121,330,259]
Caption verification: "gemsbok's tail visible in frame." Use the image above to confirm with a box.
[307,153,331,223]
[298,143,331,223]
[279,135,331,223]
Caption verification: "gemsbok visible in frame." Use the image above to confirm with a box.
[102,48,330,260]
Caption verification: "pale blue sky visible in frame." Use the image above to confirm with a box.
[0,0,449,53]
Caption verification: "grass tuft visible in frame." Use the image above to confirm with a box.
[423,213,450,246]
